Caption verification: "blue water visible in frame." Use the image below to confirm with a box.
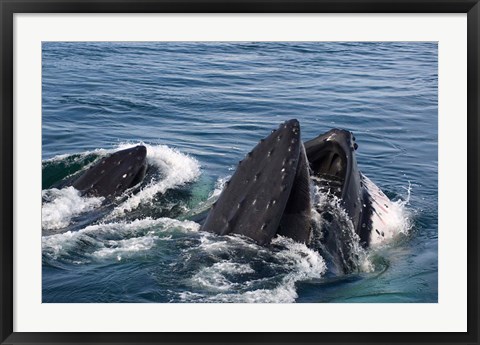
[42,42,437,303]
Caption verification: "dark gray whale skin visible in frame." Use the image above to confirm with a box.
[304,129,373,248]
[305,129,375,274]
[71,145,148,198]
[199,124,377,275]
[201,119,312,245]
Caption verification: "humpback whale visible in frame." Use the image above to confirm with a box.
[201,120,395,273]
[71,145,148,198]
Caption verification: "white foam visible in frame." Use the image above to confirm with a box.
[199,237,256,255]
[42,217,200,260]
[191,262,255,291]
[41,187,104,230]
[110,143,201,216]
[182,235,326,303]
[92,235,159,259]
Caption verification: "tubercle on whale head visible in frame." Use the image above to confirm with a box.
[201,118,305,246]
[238,119,300,163]
[72,144,148,196]
[318,128,356,151]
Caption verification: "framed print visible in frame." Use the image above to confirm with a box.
[1,0,479,344]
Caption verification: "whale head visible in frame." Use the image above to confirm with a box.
[72,145,148,198]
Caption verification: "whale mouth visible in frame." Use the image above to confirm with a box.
[308,141,347,198]
[304,129,355,199]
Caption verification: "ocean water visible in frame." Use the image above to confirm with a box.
[42,42,438,303]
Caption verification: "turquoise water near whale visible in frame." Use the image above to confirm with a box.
[42,42,437,303]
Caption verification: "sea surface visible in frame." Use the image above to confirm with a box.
[42,42,438,303]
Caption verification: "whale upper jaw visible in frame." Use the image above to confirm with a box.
[304,129,371,246]
[304,129,357,199]
[72,145,148,198]
[201,119,312,245]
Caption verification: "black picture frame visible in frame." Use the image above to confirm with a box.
[1,1,479,344]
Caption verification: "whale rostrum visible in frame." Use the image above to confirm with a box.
[71,145,148,198]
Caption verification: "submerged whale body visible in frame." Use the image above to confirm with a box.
[71,145,148,198]
[201,120,395,273]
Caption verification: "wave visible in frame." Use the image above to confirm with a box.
[42,217,200,263]
[42,187,104,230]
[179,235,326,303]
[109,143,201,216]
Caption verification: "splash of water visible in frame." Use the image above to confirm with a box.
[110,143,201,216]
[41,187,104,230]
